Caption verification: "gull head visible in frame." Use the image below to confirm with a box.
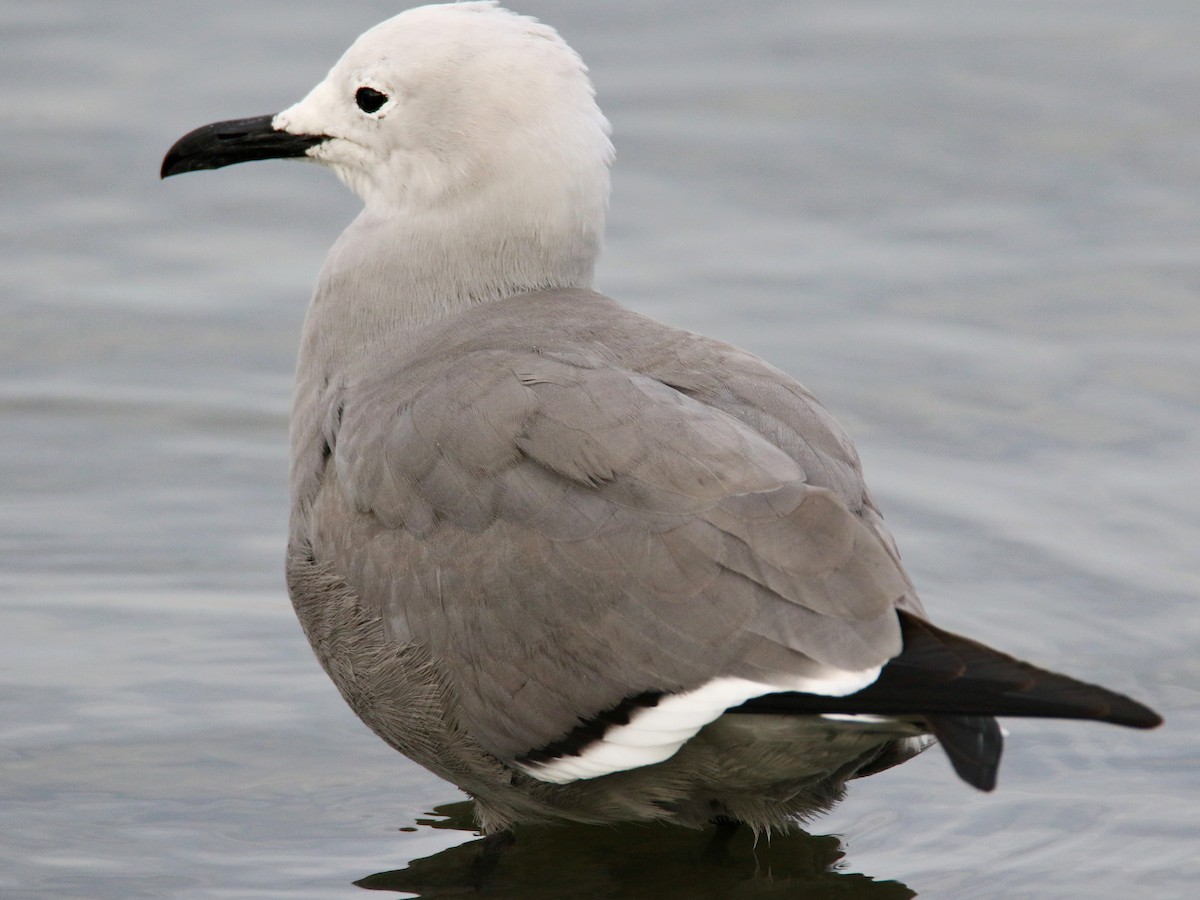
[162,2,613,224]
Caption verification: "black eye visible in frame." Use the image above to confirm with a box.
[355,86,389,114]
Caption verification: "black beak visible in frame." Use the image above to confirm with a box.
[160,114,327,179]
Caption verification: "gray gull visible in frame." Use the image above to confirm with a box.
[161,1,1161,833]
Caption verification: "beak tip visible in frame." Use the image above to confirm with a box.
[160,152,200,179]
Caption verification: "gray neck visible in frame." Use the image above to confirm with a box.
[287,207,599,509]
[288,206,602,490]
[296,207,600,387]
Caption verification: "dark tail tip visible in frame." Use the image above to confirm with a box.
[926,714,1002,791]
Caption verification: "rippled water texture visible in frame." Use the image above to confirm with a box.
[3,1,1197,897]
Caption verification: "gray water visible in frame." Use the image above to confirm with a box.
[3,1,1197,897]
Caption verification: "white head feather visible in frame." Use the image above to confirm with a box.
[274,2,613,343]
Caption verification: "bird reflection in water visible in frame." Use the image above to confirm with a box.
[356,802,915,898]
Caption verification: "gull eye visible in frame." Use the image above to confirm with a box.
[355,87,389,114]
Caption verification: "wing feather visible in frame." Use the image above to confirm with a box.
[295,290,916,765]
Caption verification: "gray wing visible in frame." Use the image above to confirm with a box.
[632,326,920,613]
[296,293,915,765]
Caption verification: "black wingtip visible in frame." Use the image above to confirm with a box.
[889,611,1165,733]
[1105,699,1163,731]
[729,610,1161,791]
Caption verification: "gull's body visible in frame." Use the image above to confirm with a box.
[163,1,1159,833]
